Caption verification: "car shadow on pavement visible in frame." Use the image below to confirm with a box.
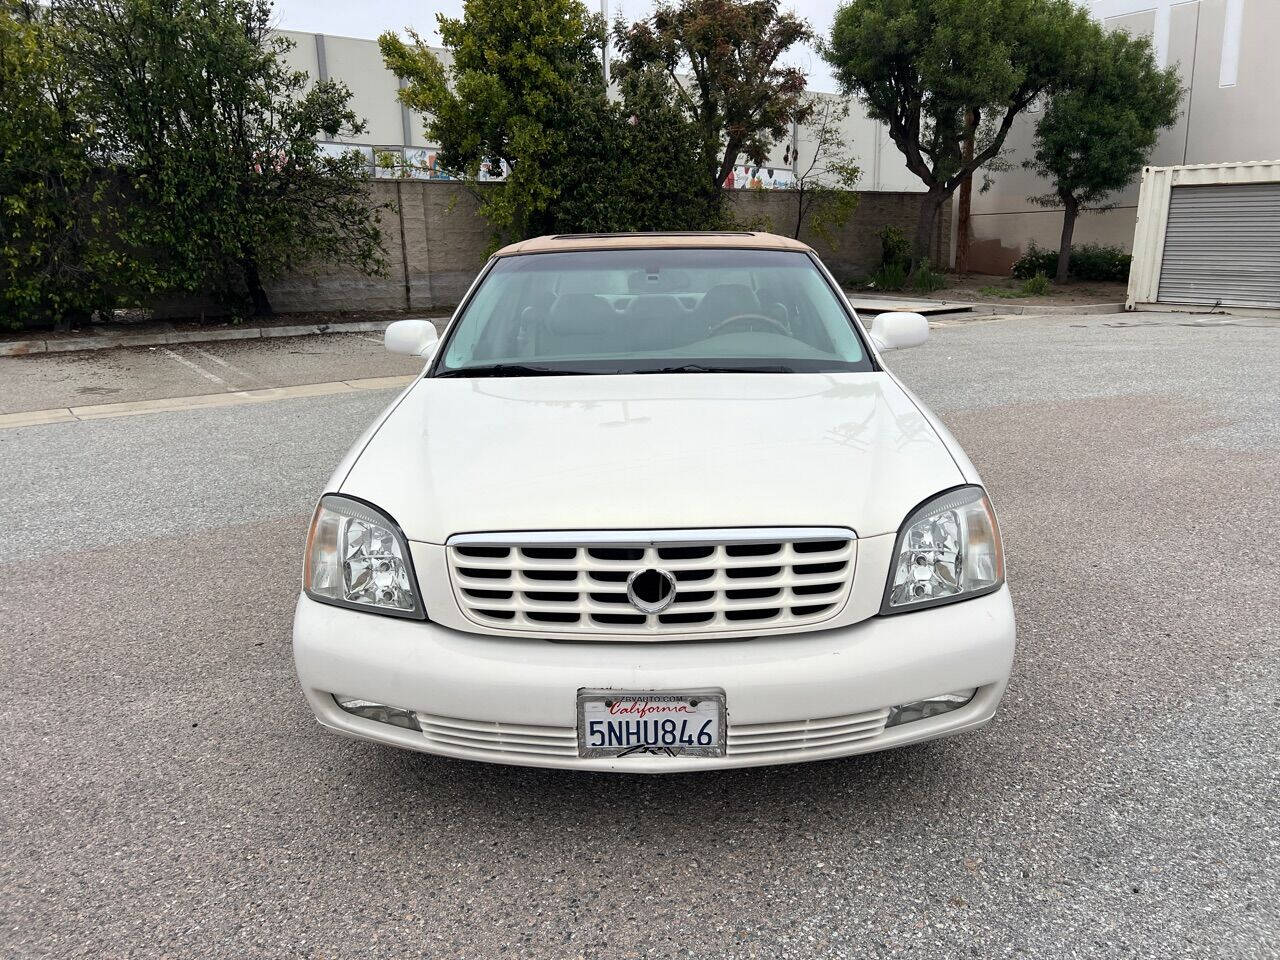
[345,733,976,825]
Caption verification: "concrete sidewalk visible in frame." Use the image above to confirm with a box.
[0,316,447,357]
[845,292,1127,316]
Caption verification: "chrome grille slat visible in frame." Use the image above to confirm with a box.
[421,728,579,750]
[426,732,579,757]
[452,543,851,571]
[728,717,887,746]
[726,708,889,755]
[447,528,855,638]
[454,570,849,594]
[416,714,575,739]
[418,713,579,758]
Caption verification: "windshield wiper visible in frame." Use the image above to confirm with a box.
[630,363,797,374]
[435,364,592,378]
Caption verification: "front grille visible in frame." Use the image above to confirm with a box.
[447,528,855,637]
[415,707,888,762]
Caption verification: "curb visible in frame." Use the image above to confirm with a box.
[844,291,1129,318]
[0,318,446,358]
[943,301,1128,316]
[854,298,1128,317]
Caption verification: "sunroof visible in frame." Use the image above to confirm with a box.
[550,231,757,239]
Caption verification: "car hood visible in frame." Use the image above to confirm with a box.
[341,372,964,543]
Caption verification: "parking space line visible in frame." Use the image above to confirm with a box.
[159,347,231,389]
[186,344,272,387]
[0,376,416,430]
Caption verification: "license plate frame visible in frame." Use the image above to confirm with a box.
[576,689,727,759]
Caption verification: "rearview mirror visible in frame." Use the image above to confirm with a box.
[385,319,439,358]
[867,311,929,352]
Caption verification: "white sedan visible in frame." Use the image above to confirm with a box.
[293,232,1014,771]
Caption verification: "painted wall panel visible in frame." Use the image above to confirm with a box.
[967,0,1280,275]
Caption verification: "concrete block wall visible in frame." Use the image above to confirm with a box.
[264,180,493,315]
[155,182,948,317]
[728,189,951,283]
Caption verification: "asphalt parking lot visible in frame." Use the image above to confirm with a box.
[0,331,428,414]
[1,311,1277,959]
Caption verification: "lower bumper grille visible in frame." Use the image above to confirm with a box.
[416,708,890,762]
[417,713,578,758]
[726,708,889,757]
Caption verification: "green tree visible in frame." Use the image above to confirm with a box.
[57,0,385,316]
[1027,29,1181,283]
[380,0,607,244]
[0,0,114,328]
[824,0,1098,271]
[613,0,813,198]
[788,94,861,245]
[547,70,725,233]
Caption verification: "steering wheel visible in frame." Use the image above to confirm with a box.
[707,313,791,337]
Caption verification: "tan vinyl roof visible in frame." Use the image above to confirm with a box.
[494,231,814,257]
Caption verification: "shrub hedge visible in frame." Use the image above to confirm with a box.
[1011,242,1132,282]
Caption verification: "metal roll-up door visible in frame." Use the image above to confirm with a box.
[1157,182,1280,309]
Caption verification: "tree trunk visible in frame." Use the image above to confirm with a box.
[911,189,947,274]
[1056,194,1078,285]
[243,258,273,317]
[955,109,976,274]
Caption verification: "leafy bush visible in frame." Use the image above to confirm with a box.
[1012,242,1131,282]
[911,259,947,294]
[877,225,911,270]
[1010,244,1058,280]
[1020,272,1050,295]
[1069,244,1133,281]
[869,262,908,291]
[1,2,118,329]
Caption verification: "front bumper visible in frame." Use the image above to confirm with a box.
[292,586,1016,772]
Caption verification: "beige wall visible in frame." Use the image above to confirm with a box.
[729,190,951,281]
[153,183,948,317]
[967,0,1280,275]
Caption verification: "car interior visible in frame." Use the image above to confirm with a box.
[466,265,850,363]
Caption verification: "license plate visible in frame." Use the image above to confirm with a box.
[577,690,726,758]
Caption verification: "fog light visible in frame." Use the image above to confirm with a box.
[886,689,977,727]
[333,695,421,731]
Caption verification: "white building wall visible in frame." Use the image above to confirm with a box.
[966,0,1280,274]
[273,30,924,198]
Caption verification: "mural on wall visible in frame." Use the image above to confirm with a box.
[723,164,797,190]
[318,142,375,167]
[318,143,509,181]
[323,142,797,187]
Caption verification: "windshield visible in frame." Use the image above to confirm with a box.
[434,248,873,376]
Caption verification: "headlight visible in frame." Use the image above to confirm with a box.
[304,494,425,619]
[881,485,1004,614]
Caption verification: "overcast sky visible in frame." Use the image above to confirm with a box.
[272,0,845,92]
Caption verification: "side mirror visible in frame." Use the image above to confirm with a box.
[867,311,929,352]
[384,319,439,358]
